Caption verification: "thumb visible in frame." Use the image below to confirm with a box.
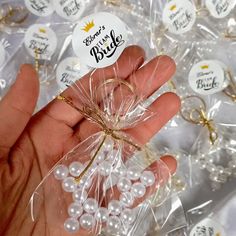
[0,64,39,157]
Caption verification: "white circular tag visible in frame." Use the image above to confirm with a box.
[0,44,6,67]
[72,12,128,68]
[206,0,236,18]
[56,57,90,90]
[190,218,226,236]
[24,0,54,17]
[52,0,85,21]
[162,0,197,34]
[189,60,225,95]
[24,24,58,60]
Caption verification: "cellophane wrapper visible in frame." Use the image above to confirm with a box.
[28,46,176,235]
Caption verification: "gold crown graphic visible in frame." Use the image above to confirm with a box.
[39,28,46,33]
[216,233,221,236]
[170,5,177,11]
[82,20,95,32]
[201,65,209,69]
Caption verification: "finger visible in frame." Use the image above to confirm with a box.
[97,55,176,114]
[0,64,39,156]
[73,92,180,146]
[126,92,181,144]
[72,55,176,139]
[130,55,176,98]
[41,45,145,128]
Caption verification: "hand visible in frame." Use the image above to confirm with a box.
[0,46,180,236]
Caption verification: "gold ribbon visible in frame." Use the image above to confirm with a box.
[103,0,133,10]
[34,48,53,85]
[57,91,144,183]
[104,0,121,6]
[225,33,236,40]
[225,30,236,40]
[191,108,218,145]
[180,95,218,145]
[34,49,40,73]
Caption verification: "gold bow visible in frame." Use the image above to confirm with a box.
[180,95,218,145]
[57,85,153,183]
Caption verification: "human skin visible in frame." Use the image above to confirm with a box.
[0,45,180,236]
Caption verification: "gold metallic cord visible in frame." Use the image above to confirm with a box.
[34,48,39,73]
[180,96,218,145]
[57,93,143,184]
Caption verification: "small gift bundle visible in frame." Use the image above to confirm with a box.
[29,69,173,235]
[29,9,175,236]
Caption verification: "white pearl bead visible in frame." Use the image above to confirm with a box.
[79,213,95,230]
[62,177,77,192]
[64,218,80,233]
[79,177,92,189]
[224,167,232,176]
[120,208,136,225]
[106,216,121,233]
[107,149,119,165]
[98,161,112,176]
[131,183,146,198]
[199,159,207,169]
[83,198,98,214]
[115,166,127,177]
[73,189,88,203]
[103,173,119,191]
[104,138,114,150]
[140,171,155,187]
[108,200,122,216]
[216,166,224,174]
[53,165,69,180]
[84,161,97,175]
[117,177,132,192]
[68,202,83,218]
[119,192,134,207]
[95,207,109,223]
[95,152,105,163]
[209,172,218,182]
[206,163,217,172]
[69,162,84,177]
[127,166,141,181]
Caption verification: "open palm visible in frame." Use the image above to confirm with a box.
[0,46,180,236]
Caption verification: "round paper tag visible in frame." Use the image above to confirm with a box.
[162,0,197,34]
[56,57,90,90]
[72,12,128,68]
[24,0,54,17]
[24,24,58,60]
[0,44,6,67]
[52,0,85,21]
[190,218,226,236]
[189,60,225,95]
[206,0,236,18]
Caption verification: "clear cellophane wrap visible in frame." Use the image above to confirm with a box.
[29,55,174,235]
